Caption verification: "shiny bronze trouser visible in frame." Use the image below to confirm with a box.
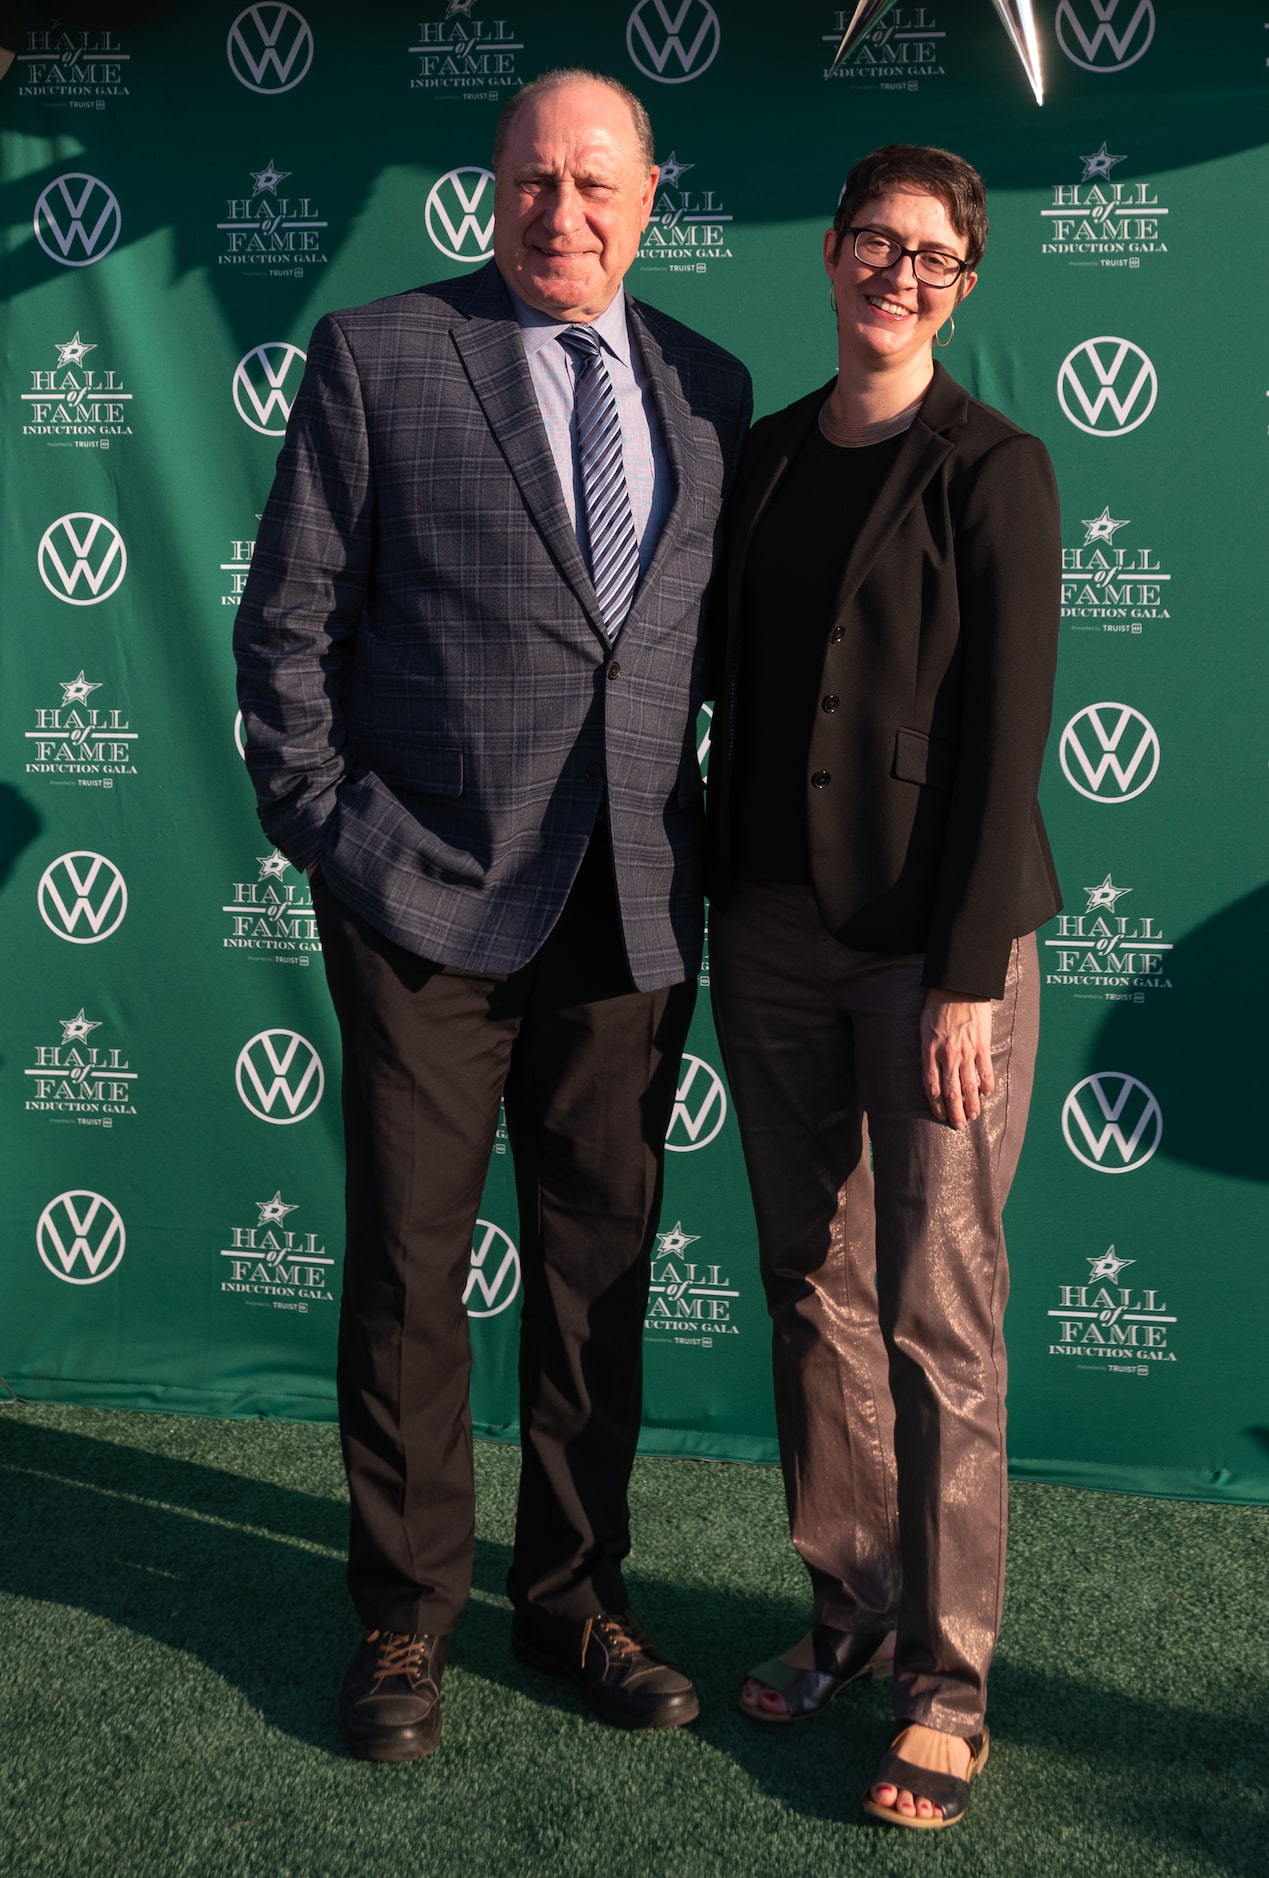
[710,886,1039,1736]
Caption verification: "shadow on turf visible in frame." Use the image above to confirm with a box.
[3,1417,1264,1871]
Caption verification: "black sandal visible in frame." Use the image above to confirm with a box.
[739,1622,894,1724]
[862,1725,990,1830]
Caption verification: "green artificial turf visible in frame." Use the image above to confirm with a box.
[1,1401,1265,1877]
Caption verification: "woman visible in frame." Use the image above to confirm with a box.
[708,145,1062,1829]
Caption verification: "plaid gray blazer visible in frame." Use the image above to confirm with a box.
[234,263,751,990]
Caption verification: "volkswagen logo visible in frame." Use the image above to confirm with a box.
[33,173,121,267]
[1056,0,1155,73]
[627,0,721,84]
[232,342,307,436]
[37,1190,126,1285]
[38,852,128,944]
[463,1219,522,1318]
[37,513,127,605]
[666,1052,727,1151]
[227,4,314,93]
[1058,337,1157,437]
[424,168,495,264]
[1062,1073,1162,1172]
[1060,702,1159,802]
[235,1028,324,1123]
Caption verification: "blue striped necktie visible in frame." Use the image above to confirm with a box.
[558,324,639,638]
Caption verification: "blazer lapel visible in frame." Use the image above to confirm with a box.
[449,265,606,641]
[621,301,693,623]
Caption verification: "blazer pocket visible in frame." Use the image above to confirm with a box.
[893,727,959,790]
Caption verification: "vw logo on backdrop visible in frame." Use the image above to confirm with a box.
[463,1220,522,1318]
[232,343,307,436]
[424,168,495,264]
[235,1028,325,1123]
[37,514,127,605]
[666,1053,727,1152]
[33,174,122,267]
[37,1190,127,1284]
[1062,1073,1162,1173]
[1058,337,1158,437]
[1060,703,1160,802]
[37,852,128,944]
[227,4,314,93]
[626,0,721,84]
[1056,0,1155,73]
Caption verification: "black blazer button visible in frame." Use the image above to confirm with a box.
[811,771,831,788]
[607,662,622,681]
[585,765,603,785]
[821,694,839,712]
[829,625,845,643]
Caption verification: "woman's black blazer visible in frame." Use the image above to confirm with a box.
[708,363,1063,1001]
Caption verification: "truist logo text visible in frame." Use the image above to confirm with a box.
[823,6,946,88]
[666,1054,727,1151]
[221,1191,335,1309]
[235,1029,325,1123]
[1047,1245,1176,1370]
[639,152,734,273]
[25,1008,138,1124]
[233,344,307,436]
[1058,337,1157,436]
[425,168,495,263]
[37,1189,126,1284]
[409,6,525,97]
[38,852,128,944]
[464,1220,522,1318]
[26,671,138,787]
[645,1221,739,1346]
[227,5,313,93]
[1062,1073,1162,1173]
[1056,0,1155,73]
[627,0,721,84]
[1060,703,1159,803]
[33,174,121,267]
[38,513,127,605]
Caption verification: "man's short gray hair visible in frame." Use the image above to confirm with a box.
[493,68,656,175]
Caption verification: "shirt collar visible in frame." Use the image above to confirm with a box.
[506,282,632,367]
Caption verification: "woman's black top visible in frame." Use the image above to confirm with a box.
[731,423,905,884]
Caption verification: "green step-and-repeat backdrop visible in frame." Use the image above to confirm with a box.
[2,1,1265,1501]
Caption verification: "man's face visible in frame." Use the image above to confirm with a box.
[493,79,658,323]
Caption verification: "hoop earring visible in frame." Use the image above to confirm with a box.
[934,314,955,348]
[829,287,838,315]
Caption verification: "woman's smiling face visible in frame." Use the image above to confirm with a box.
[824,187,976,370]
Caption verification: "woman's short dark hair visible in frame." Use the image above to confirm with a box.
[831,144,988,270]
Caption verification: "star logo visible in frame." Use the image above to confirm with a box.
[256,1191,299,1227]
[655,1221,700,1258]
[446,0,479,14]
[1080,142,1126,182]
[59,1009,102,1045]
[1088,1246,1133,1283]
[657,151,694,190]
[1084,875,1133,915]
[55,332,97,369]
[257,849,290,881]
[250,159,291,197]
[60,671,102,706]
[1081,507,1130,546]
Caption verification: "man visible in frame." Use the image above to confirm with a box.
[234,69,751,1762]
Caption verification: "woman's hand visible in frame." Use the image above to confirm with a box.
[920,990,995,1127]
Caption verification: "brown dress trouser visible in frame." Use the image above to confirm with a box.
[710,884,1039,1736]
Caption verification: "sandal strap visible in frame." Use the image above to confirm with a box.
[870,1731,987,1823]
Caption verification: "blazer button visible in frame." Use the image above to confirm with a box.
[607,662,622,682]
[585,765,603,785]
[821,694,839,712]
[829,626,845,643]
[811,771,831,788]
